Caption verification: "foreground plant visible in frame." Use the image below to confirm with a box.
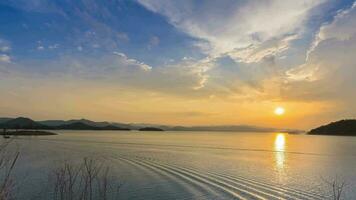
[50,158,121,200]
[320,176,347,200]
[0,140,19,200]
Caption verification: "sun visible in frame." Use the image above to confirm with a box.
[274,107,285,116]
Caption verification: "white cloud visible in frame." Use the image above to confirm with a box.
[0,39,11,53]
[112,51,152,71]
[287,2,356,83]
[1,51,211,97]
[227,34,298,63]
[284,2,356,110]
[117,32,130,42]
[48,44,59,49]
[77,46,83,51]
[318,2,356,41]
[0,54,11,63]
[0,46,10,52]
[37,46,45,50]
[138,0,324,56]
[135,0,327,99]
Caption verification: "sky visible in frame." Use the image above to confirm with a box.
[0,0,356,129]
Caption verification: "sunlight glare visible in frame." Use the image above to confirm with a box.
[274,133,287,172]
[274,133,286,151]
[274,107,285,116]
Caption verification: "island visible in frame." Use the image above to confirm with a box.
[308,119,356,136]
[139,127,164,131]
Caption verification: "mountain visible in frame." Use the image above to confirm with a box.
[0,116,301,132]
[39,119,134,129]
[55,122,130,130]
[0,118,12,124]
[0,117,130,130]
[139,127,164,131]
[309,119,356,136]
[39,119,111,127]
[0,117,50,129]
[167,125,277,132]
[38,120,68,127]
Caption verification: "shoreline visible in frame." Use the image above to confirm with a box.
[1,130,57,136]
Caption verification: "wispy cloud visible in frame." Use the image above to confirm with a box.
[283,2,356,118]
[0,0,355,127]
[138,0,324,56]
[0,54,11,63]
[0,39,11,53]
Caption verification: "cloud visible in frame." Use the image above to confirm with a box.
[227,34,299,63]
[48,44,59,49]
[282,2,356,116]
[134,0,328,101]
[137,0,324,56]
[112,52,152,71]
[117,32,130,42]
[2,51,210,96]
[0,54,11,63]
[0,39,11,53]
[0,46,10,52]
[37,46,45,50]
[77,46,83,51]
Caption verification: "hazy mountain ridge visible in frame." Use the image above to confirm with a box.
[0,117,129,130]
[0,117,50,129]
[56,122,130,130]
[0,116,302,133]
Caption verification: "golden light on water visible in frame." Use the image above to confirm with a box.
[274,107,285,116]
[274,133,287,174]
[274,133,286,151]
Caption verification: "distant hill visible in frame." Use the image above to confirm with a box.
[40,119,111,127]
[139,127,164,131]
[0,117,50,129]
[309,119,356,136]
[55,122,130,130]
[0,118,12,124]
[167,125,278,132]
[0,117,130,131]
[40,119,134,129]
[56,122,102,130]
[0,116,303,133]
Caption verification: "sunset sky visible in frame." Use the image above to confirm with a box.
[1,0,356,129]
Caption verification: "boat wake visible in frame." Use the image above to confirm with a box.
[111,155,325,200]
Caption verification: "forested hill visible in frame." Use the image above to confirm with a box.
[309,119,356,136]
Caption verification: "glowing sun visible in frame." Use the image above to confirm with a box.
[274,107,285,116]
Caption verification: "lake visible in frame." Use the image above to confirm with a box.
[7,131,356,199]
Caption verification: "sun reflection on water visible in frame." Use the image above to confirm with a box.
[274,133,287,173]
[275,133,286,151]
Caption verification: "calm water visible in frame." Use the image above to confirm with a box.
[6,131,356,199]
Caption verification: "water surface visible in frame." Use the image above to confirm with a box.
[8,131,356,199]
